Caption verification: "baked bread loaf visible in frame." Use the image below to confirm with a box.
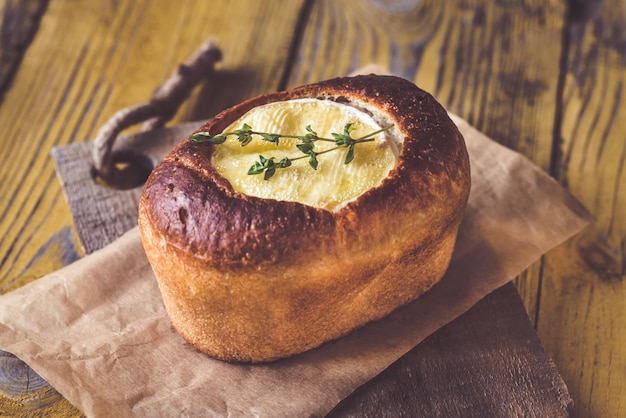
[138,75,471,362]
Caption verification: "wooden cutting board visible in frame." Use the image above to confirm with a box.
[45,122,574,417]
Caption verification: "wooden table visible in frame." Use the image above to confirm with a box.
[0,0,623,416]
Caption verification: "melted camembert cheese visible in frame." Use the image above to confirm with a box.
[212,98,398,211]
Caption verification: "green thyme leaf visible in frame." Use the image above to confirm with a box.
[260,133,280,144]
[277,157,292,168]
[263,159,276,180]
[344,144,355,164]
[297,142,315,154]
[188,132,228,144]
[247,161,265,175]
[308,153,319,170]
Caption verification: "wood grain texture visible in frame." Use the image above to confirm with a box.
[0,0,48,98]
[537,0,626,416]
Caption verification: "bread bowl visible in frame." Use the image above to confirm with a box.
[138,74,471,362]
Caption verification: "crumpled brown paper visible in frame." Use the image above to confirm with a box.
[0,115,592,417]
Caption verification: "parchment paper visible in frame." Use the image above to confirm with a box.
[0,115,592,417]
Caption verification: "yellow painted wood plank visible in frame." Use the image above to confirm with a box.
[537,1,626,416]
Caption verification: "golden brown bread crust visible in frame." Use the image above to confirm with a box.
[138,75,471,362]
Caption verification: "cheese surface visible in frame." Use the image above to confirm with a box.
[212,98,397,211]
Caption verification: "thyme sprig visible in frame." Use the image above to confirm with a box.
[188,123,394,180]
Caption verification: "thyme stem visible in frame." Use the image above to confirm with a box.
[188,122,394,180]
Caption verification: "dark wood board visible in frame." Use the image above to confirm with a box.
[51,122,200,254]
[328,282,573,417]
